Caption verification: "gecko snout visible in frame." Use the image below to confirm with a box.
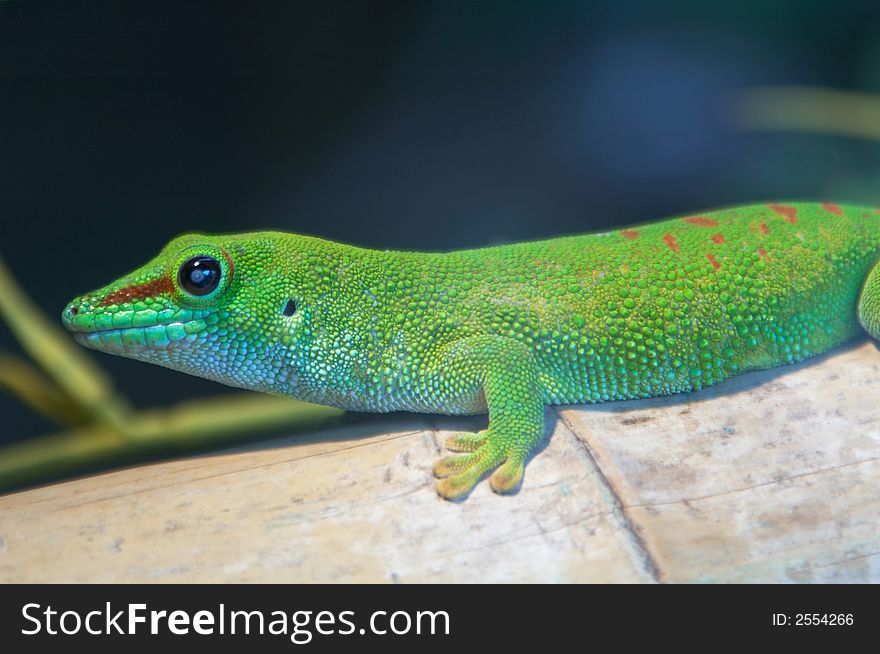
[62,300,85,331]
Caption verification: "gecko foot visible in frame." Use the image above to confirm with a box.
[432,430,526,500]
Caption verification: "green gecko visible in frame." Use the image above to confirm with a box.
[62,202,880,499]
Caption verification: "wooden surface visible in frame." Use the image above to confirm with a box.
[2,340,880,583]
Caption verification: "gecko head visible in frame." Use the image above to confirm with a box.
[62,231,317,392]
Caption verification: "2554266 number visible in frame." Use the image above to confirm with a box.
[795,614,853,626]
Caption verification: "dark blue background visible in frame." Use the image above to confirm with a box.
[4,0,880,443]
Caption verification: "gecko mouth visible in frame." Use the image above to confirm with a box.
[70,320,208,352]
[62,297,217,352]
[62,297,215,353]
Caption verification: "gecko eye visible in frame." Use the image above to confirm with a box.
[178,256,221,296]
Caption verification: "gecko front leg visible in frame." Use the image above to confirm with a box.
[427,335,546,500]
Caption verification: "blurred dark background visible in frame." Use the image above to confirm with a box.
[4,0,880,444]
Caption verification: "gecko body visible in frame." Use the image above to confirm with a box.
[63,202,880,498]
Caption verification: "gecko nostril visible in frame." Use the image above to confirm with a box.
[62,303,81,324]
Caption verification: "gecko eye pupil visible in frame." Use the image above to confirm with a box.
[178,256,221,296]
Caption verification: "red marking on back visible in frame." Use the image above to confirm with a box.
[621,230,639,239]
[100,277,174,307]
[822,202,843,216]
[874,208,880,215]
[706,253,720,271]
[662,234,680,253]
[683,216,719,227]
[756,248,771,261]
[759,222,769,235]
[711,233,726,244]
[768,203,798,224]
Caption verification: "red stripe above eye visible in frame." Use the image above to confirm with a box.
[100,277,174,306]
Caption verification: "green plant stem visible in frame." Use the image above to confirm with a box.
[0,394,343,492]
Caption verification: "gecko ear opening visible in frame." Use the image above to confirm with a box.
[282,299,298,316]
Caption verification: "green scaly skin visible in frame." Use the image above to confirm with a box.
[62,202,880,499]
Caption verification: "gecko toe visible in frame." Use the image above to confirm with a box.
[433,445,507,499]
[489,457,524,494]
[444,430,488,452]
[436,470,485,500]
[432,452,478,478]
